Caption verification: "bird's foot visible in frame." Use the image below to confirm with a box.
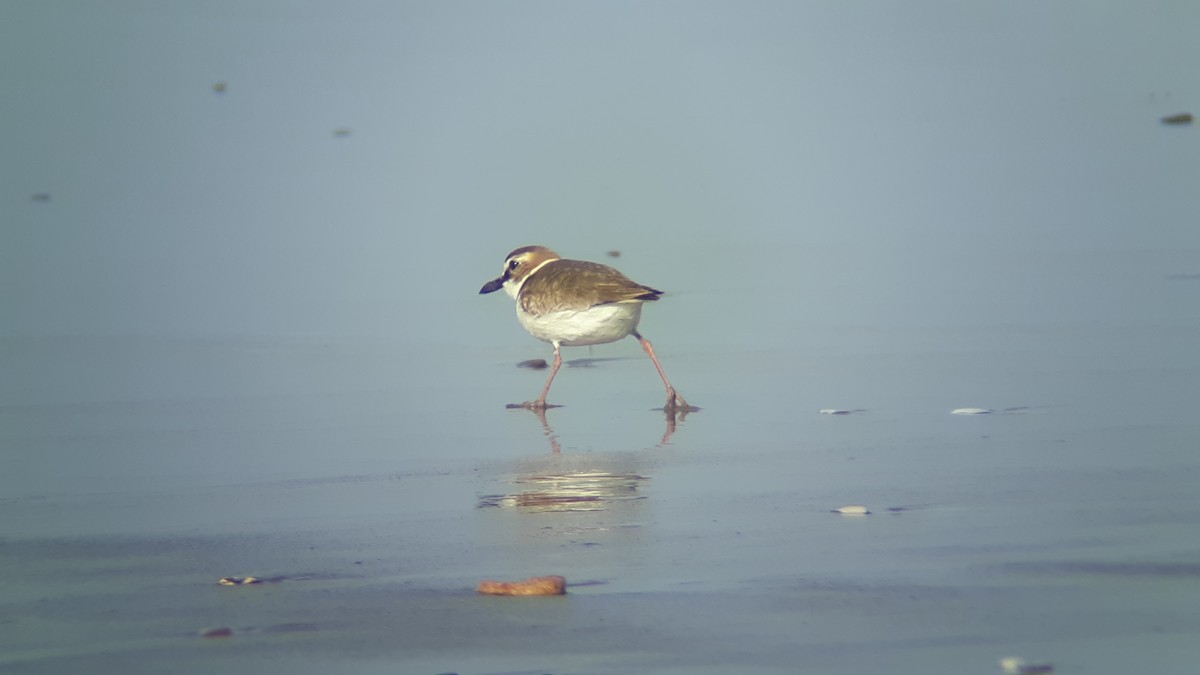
[663,390,699,415]
[506,401,562,410]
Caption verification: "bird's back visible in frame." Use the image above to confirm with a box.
[517,259,662,316]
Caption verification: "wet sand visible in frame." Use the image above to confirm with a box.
[3,331,1198,674]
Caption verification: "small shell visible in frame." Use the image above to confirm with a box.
[818,408,850,415]
[217,576,261,586]
[951,408,993,415]
[1000,657,1025,673]
[1000,657,1054,674]
[833,505,870,515]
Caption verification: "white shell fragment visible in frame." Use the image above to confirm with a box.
[951,408,993,415]
[217,576,261,586]
[1000,657,1024,674]
[1000,657,1055,674]
[819,409,851,415]
[833,505,870,515]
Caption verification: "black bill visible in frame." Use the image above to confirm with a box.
[479,276,505,294]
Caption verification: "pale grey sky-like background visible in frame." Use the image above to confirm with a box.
[5,1,1197,348]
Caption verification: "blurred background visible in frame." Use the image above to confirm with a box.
[5,1,1197,343]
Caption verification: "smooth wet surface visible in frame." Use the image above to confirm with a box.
[3,324,1199,673]
[5,2,1200,673]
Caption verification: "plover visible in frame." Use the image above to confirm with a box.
[480,245,691,412]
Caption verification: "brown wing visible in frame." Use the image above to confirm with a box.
[518,260,662,315]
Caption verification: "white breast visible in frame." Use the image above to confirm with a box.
[517,302,643,347]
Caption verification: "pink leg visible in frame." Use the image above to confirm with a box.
[633,331,690,412]
[529,342,563,409]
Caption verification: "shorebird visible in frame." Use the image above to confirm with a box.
[480,245,691,412]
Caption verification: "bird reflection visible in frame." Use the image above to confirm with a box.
[514,403,691,451]
[528,405,562,453]
[476,392,689,514]
[657,403,691,445]
[477,469,649,513]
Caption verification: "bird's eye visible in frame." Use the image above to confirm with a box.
[508,259,520,271]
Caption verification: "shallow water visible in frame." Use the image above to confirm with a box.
[3,324,1199,673]
[4,2,1200,673]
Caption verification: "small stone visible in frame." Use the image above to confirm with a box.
[517,359,549,369]
[1161,112,1193,125]
[202,627,234,639]
[951,408,993,415]
[477,575,567,596]
[833,505,870,515]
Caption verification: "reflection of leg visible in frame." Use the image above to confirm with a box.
[528,406,562,454]
[659,407,678,446]
[530,342,563,409]
[633,331,690,412]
